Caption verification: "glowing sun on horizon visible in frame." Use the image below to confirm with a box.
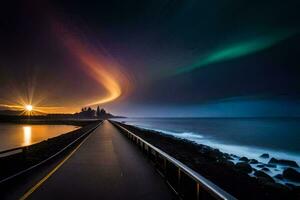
[25,105,33,111]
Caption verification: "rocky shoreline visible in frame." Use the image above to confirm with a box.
[231,153,300,188]
[115,121,300,200]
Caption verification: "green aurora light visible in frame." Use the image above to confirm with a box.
[174,31,297,75]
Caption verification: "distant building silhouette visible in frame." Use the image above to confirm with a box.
[74,107,96,118]
[73,107,116,119]
[96,106,101,118]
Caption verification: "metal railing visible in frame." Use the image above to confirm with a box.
[0,121,102,184]
[0,146,24,158]
[111,121,237,200]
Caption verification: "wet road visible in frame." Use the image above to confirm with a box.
[25,120,173,200]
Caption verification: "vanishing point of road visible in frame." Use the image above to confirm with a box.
[21,120,174,200]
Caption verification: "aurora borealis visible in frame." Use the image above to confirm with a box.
[174,31,297,75]
[0,0,299,117]
[51,19,130,107]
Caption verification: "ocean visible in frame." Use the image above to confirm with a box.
[114,117,300,165]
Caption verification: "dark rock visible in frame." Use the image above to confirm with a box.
[239,156,249,162]
[267,182,289,190]
[260,153,269,158]
[254,170,274,183]
[282,168,300,182]
[224,153,233,160]
[265,163,276,168]
[223,153,231,160]
[269,158,299,167]
[223,160,235,167]
[285,183,300,190]
[257,164,265,168]
[285,183,294,188]
[285,183,300,191]
[249,159,258,164]
[227,156,234,160]
[274,174,283,180]
[230,154,238,158]
[262,167,270,172]
[235,162,252,173]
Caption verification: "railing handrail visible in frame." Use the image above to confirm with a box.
[0,121,102,184]
[0,146,24,155]
[111,121,237,200]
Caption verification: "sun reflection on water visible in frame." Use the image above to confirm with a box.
[23,126,32,146]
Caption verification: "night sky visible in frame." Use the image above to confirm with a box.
[0,0,300,117]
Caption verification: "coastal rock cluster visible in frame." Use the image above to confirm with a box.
[232,153,300,187]
[116,122,300,200]
[283,168,300,182]
[235,162,252,173]
[269,158,299,168]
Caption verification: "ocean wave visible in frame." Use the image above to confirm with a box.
[122,121,300,166]
[132,125,204,140]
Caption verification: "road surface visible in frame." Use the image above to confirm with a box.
[23,120,174,200]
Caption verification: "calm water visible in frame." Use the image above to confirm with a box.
[0,124,80,151]
[114,118,300,164]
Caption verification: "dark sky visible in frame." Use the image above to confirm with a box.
[0,0,299,116]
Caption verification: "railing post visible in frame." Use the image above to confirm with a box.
[164,158,167,176]
[142,142,145,153]
[147,146,150,159]
[196,183,200,200]
[155,151,158,167]
[178,168,181,192]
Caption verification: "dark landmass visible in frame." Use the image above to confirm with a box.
[73,106,125,119]
[0,110,25,116]
[0,115,99,126]
[0,121,100,182]
[113,121,300,200]
[0,107,124,123]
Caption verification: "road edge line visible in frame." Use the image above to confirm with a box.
[19,126,96,200]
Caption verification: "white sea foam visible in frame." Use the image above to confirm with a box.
[121,121,300,186]
[135,124,300,163]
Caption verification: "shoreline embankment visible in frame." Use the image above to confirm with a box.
[114,121,300,200]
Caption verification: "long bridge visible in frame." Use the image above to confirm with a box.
[0,120,236,200]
